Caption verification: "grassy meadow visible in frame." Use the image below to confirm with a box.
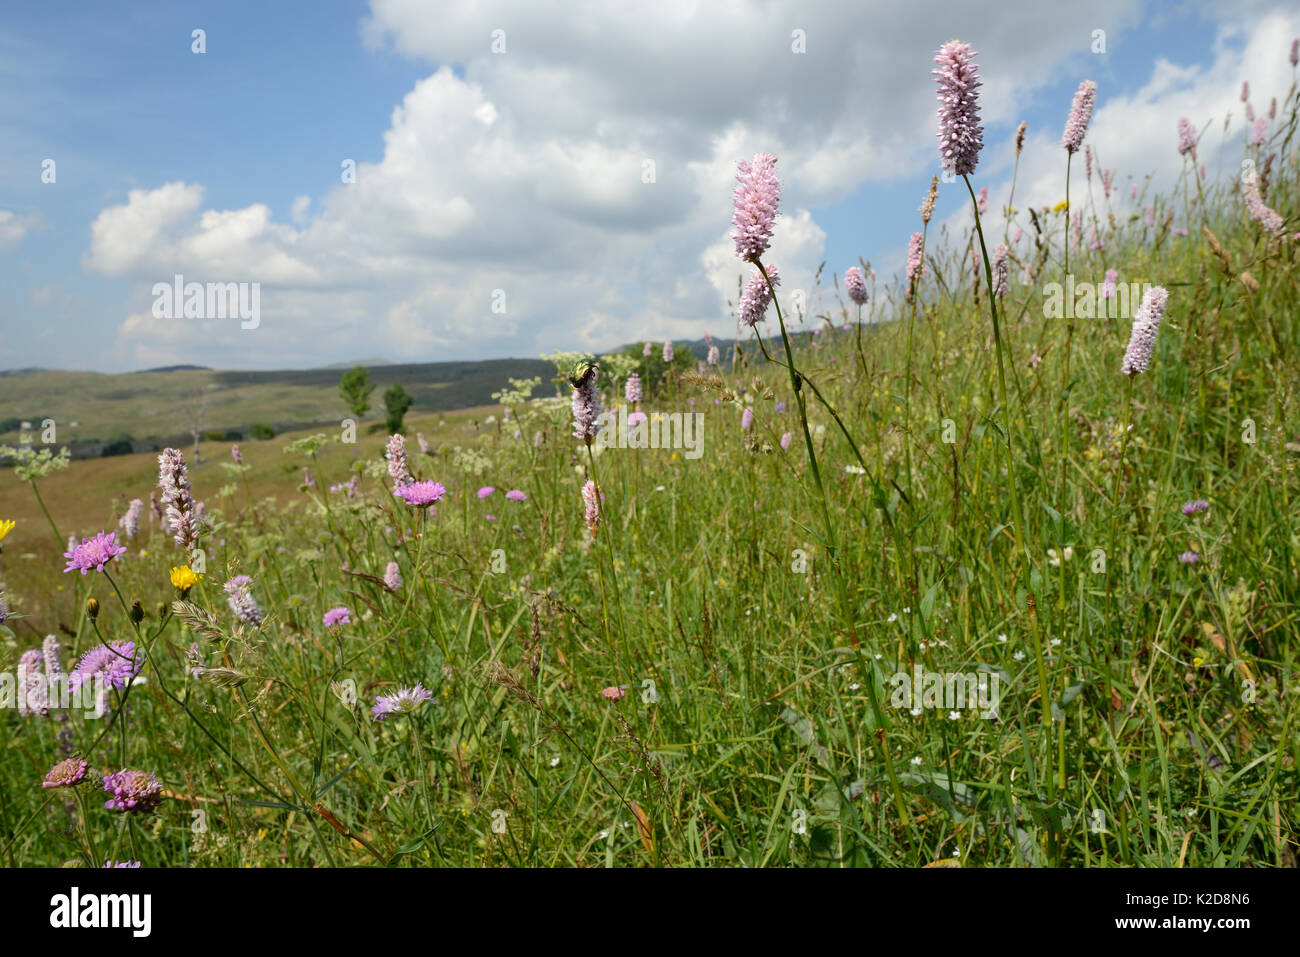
[2,58,1298,871]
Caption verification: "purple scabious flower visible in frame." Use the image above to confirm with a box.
[1243,177,1284,234]
[231,444,243,465]
[933,40,984,176]
[157,448,200,554]
[907,232,925,288]
[1102,268,1118,300]
[477,486,495,499]
[384,561,402,591]
[627,411,647,427]
[1061,80,1097,153]
[505,489,526,502]
[1177,117,1197,158]
[662,341,674,363]
[992,243,1008,298]
[17,649,47,717]
[102,769,164,814]
[1181,499,1210,516]
[571,367,602,444]
[119,498,142,539]
[323,606,352,628]
[43,757,88,788]
[625,372,642,404]
[780,431,793,450]
[582,480,601,539]
[223,575,265,628]
[1122,286,1170,377]
[741,407,754,431]
[738,264,780,328]
[774,401,786,413]
[1178,551,1201,565]
[844,266,869,307]
[730,152,781,262]
[70,641,141,694]
[370,683,433,721]
[63,531,127,575]
[385,434,412,489]
[706,345,720,366]
[395,480,447,508]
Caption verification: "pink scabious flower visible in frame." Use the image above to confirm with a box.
[1243,177,1285,235]
[223,575,265,628]
[1178,551,1201,565]
[119,498,142,539]
[157,448,200,554]
[395,480,447,508]
[730,152,781,262]
[322,606,352,628]
[43,757,88,788]
[231,444,243,465]
[581,480,601,539]
[102,769,164,814]
[384,561,402,591]
[63,531,127,575]
[1061,80,1096,153]
[1181,499,1210,516]
[17,649,47,717]
[571,367,602,444]
[1122,286,1170,377]
[844,266,869,306]
[1102,268,1118,300]
[601,685,626,701]
[780,431,793,450]
[741,407,754,430]
[505,489,526,501]
[992,243,1008,298]
[71,641,140,694]
[706,344,720,366]
[371,683,433,721]
[385,434,412,489]
[1249,116,1269,147]
[477,486,495,499]
[933,40,984,176]
[625,372,642,404]
[738,264,780,327]
[1177,117,1197,158]
[627,411,647,428]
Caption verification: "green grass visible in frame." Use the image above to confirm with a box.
[1,129,1297,869]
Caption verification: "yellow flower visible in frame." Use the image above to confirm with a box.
[170,565,201,593]
[1052,200,1070,213]
[0,519,14,542]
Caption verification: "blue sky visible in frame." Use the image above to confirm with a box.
[1,0,1295,372]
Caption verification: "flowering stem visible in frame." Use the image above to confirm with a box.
[1059,152,1075,508]
[30,480,63,548]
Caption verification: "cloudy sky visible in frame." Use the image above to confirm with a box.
[0,0,1296,372]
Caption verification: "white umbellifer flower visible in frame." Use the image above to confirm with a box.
[997,633,1007,642]
[910,756,923,766]
[849,683,860,690]
[549,757,561,767]
[887,613,898,623]
[948,710,961,720]
[910,707,923,716]
[1050,638,1062,647]
[1014,651,1026,661]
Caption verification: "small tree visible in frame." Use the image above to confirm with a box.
[339,366,374,418]
[383,383,413,434]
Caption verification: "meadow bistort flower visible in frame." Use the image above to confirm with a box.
[907,232,925,295]
[844,266,869,307]
[63,531,127,575]
[157,448,200,553]
[371,683,433,721]
[1177,117,1197,158]
[625,372,642,404]
[933,40,984,176]
[741,407,754,431]
[992,243,1008,297]
[384,561,402,591]
[730,152,780,262]
[323,607,352,628]
[1102,268,1118,299]
[43,635,64,687]
[707,344,720,366]
[231,443,243,465]
[119,499,142,539]
[571,367,602,444]
[1122,286,1170,376]
[43,757,87,788]
[70,641,141,693]
[738,264,779,327]
[1181,499,1210,515]
[1243,177,1285,234]
[17,649,47,717]
[1250,116,1268,147]
[1061,80,1096,153]
[385,434,412,488]
[102,769,164,814]
[582,480,601,539]
[223,575,265,627]
[662,341,674,363]
[395,480,447,508]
